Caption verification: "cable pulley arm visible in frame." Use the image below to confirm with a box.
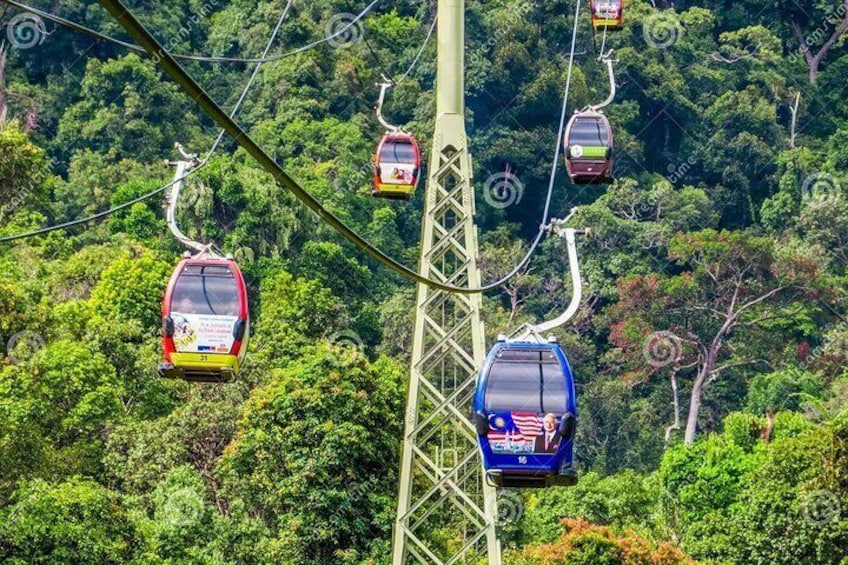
[164,157,207,254]
[588,52,616,112]
[375,77,399,132]
[512,219,587,342]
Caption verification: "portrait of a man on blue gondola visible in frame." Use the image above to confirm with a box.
[534,413,561,453]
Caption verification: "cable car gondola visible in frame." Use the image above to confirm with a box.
[564,110,614,185]
[590,0,624,31]
[372,132,421,199]
[474,339,578,489]
[159,255,249,382]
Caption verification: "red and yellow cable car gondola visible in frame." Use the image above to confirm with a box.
[590,0,624,31]
[564,110,615,185]
[159,254,249,382]
[372,132,421,199]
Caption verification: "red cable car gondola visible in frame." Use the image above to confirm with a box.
[590,0,624,31]
[159,254,249,382]
[564,110,614,185]
[372,132,422,199]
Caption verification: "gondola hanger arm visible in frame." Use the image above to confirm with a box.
[164,144,213,256]
[588,51,616,112]
[375,75,400,132]
[511,210,588,342]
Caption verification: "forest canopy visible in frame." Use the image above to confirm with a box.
[0,0,847,563]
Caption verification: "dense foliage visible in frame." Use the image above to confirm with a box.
[1,0,847,562]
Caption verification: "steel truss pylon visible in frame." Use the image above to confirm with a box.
[391,0,501,563]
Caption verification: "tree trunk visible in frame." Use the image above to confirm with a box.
[789,92,800,149]
[683,371,704,445]
[684,349,716,444]
[792,7,848,85]
[507,286,518,325]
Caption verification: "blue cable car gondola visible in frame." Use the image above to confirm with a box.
[474,339,578,488]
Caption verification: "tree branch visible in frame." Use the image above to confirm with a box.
[709,43,762,64]
[791,4,848,84]
[791,20,816,68]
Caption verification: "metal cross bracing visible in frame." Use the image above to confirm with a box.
[391,0,501,563]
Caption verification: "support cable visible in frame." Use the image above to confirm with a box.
[395,14,437,85]
[368,11,437,87]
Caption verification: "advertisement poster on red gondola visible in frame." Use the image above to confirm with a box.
[379,164,415,186]
[171,312,237,353]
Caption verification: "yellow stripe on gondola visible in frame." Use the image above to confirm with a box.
[168,352,239,372]
[592,19,622,29]
[377,183,415,194]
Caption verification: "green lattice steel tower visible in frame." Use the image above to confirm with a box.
[391,0,501,563]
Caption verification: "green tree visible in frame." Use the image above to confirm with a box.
[0,340,122,489]
[506,518,697,565]
[219,345,405,564]
[0,478,135,564]
[55,54,202,163]
[89,249,172,330]
[0,121,49,222]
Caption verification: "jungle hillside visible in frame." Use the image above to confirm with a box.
[1,0,848,563]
